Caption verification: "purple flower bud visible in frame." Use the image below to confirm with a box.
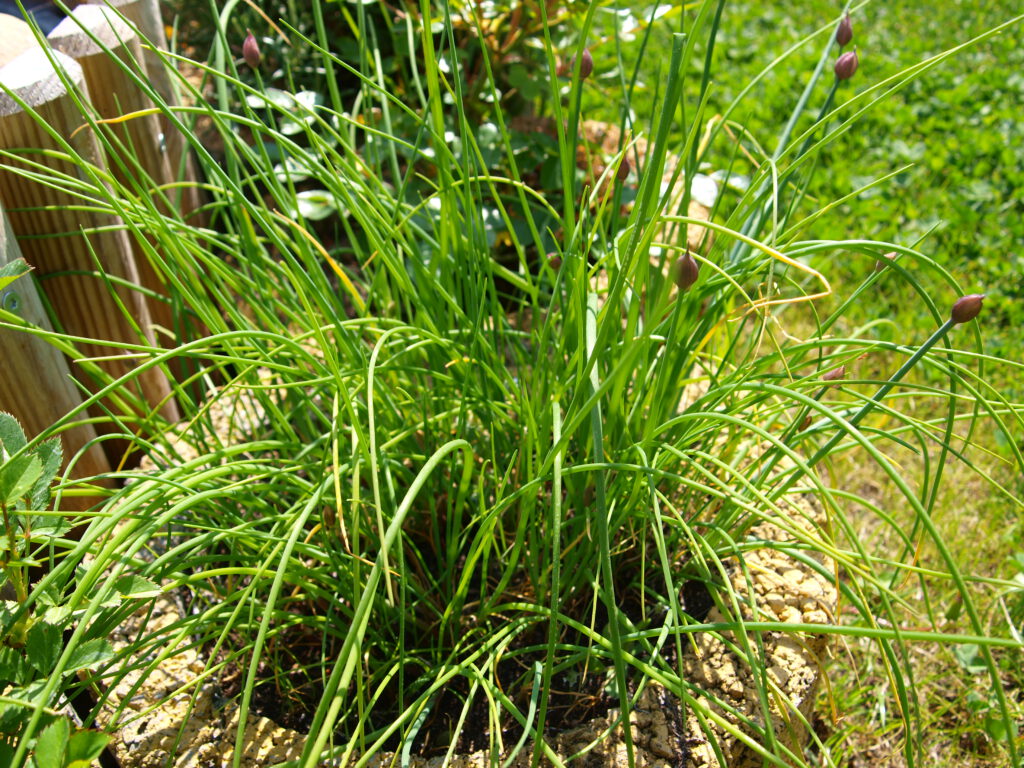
[836,13,853,47]
[835,48,859,81]
[616,157,631,183]
[676,251,700,292]
[822,365,846,382]
[243,30,261,70]
[950,294,984,324]
[573,48,594,80]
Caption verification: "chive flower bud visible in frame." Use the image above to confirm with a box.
[822,365,846,382]
[676,251,700,292]
[243,30,261,70]
[836,13,853,47]
[950,294,984,324]
[835,48,859,81]
[616,157,631,183]
[573,48,594,80]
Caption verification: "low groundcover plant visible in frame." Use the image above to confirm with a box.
[0,1,1021,766]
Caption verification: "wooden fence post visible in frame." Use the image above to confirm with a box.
[0,46,179,440]
[83,0,203,220]
[49,5,177,343]
[0,14,38,69]
[1,203,112,499]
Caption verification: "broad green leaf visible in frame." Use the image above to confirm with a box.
[983,713,1009,743]
[273,157,311,184]
[295,190,339,221]
[0,678,46,731]
[0,454,42,507]
[41,604,72,626]
[32,716,69,768]
[953,643,987,674]
[0,259,31,292]
[507,64,542,101]
[246,87,293,111]
[66,729,111,768]
[0,645,30,685]
[26,620,62,676]
[64,638,114,675]
[0,599,16,634]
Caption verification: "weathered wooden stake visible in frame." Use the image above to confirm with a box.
[83,0,204,220]
[1,203,112,501]
[0,46,179,439]
[49,5,177,342]
[0,14,39,69]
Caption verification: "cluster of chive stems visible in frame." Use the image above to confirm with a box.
[239,18,984,328]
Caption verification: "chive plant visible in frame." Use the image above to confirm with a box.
[2,1,1022,766]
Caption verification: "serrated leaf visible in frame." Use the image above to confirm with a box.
[41,604,72,625]
[0,599,16,633]
[0,645,30,685]
[26,620,61,675]
[66,729,110,767]
[27,517,73,540]
[113,574,162,600]
[0,678,46,731]
[30,438,62,509]
[0,453,42,506]
[0,412,28,453]
[33,716,69,768]
[64,638,113,675]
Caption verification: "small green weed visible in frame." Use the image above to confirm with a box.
[0,408,112,766]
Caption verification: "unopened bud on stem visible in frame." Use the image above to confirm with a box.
[616,157,631,183]
[243,30,261,70]
[676,251,700,292]
[573,48,594,80]
[836,13,853,47]
[835,48,859,81]
[822,365,846,382]
[950,294,984,324]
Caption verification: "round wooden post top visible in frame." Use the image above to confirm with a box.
[0,47,83,117]
[48,4,136,59]
[0,14,39,69]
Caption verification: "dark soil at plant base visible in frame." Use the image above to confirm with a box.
[215,577,649,755]
[208,499,724,757]
[100,489,835,768]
